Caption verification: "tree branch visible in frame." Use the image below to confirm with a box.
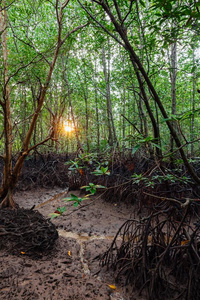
[77,0,125,47]
[61,22,89,45]
[27,136,52,154]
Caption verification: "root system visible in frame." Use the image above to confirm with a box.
[100,204,200,299]
[0,208,58,256]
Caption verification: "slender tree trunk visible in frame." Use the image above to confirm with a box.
[61,57,83,153]
[68,92,83,153]
[101,43,113,146]
[94,75,100,152]
[135,0,149,140]
[0,2,16,207]
[170,41,177,155]
[0,4,88,207]
[122,56,126,151]
[82,64,90,152]
[191,44,196,156]
[92,0,200,184]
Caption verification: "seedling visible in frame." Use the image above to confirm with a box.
[81,183,105,195]
[92,166,110,176]
[63,193,90,207]
[65,160,81,171]
[49,206,67,219]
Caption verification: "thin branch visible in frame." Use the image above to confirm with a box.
[122,0,134,24]
[27,136,52,154]
[0,0,16,12]
[121,113,141,135]
[6,54,42,86]
[77,0,125,47]
[163,136,200,158]
[61,22,89,45]
[113,0,123,23]
[62,0,70,9]
[143,192,197,207]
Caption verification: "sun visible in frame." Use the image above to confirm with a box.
[64,123,74,133]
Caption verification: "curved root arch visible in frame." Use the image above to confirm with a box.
[100,209,200,299]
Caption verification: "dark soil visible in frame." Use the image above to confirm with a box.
[0,188,141,300]
[1,153,200,299]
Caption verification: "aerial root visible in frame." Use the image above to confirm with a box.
[100,208,200,299]
[0,208,58,256]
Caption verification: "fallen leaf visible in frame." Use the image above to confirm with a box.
[108,284,116,290]
[21,251,26,255]
[79,169,84,175]
[68,251,71,256]
[181,240,190,245]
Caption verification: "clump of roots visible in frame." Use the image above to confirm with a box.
[0,208,58,256]
[100,204,200,300]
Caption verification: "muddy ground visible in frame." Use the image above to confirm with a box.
[0,187,145,300]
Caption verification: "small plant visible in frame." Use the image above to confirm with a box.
[131,172,192,187]
[65,160,81,171]
[92,166,110,176]
[49,206,67,219]
[63,193,90,207]
[81,183,106,195]
[131,173,154,187]
[131,135,161,155]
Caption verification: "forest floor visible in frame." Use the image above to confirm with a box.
[0,187,145,300]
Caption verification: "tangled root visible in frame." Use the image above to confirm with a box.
[0,208,58,256]
[100,206,200,299]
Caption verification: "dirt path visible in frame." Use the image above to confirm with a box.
[0,188,143,300]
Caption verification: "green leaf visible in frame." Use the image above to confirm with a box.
[64,193,79,201]
[151,143,162,149]
[132,144,141,154]
[164,3,172,11]
[49,213,60,219]
[80,185,88,189]
[95,185,106,189]
[139,0,145,7]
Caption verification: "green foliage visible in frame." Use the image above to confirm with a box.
[131,136,161,155]
[49,206,67,219]
[81,183,105,194]
[66,160,82,171]
[1,0,200,163]
[63,193,90,207]
[131,172,192,187]
[92,166,110,176]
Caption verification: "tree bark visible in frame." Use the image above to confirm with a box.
[169,40,177,156]
[0,1,16,208]
[83,0,200,184]
[101,39,119,148]
[0,2,88,208]
[191,43,196,156]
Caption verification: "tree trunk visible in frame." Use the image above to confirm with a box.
[0,3,88,207]
[82,64,90,152]
[0,2,16,207]
[92,0,200,184]
[191,43,196,157]
[94,62,100,152]
[121,55,126,151]
[169,41,177,156]
[61,57,84,153]
[102,39,119,148]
